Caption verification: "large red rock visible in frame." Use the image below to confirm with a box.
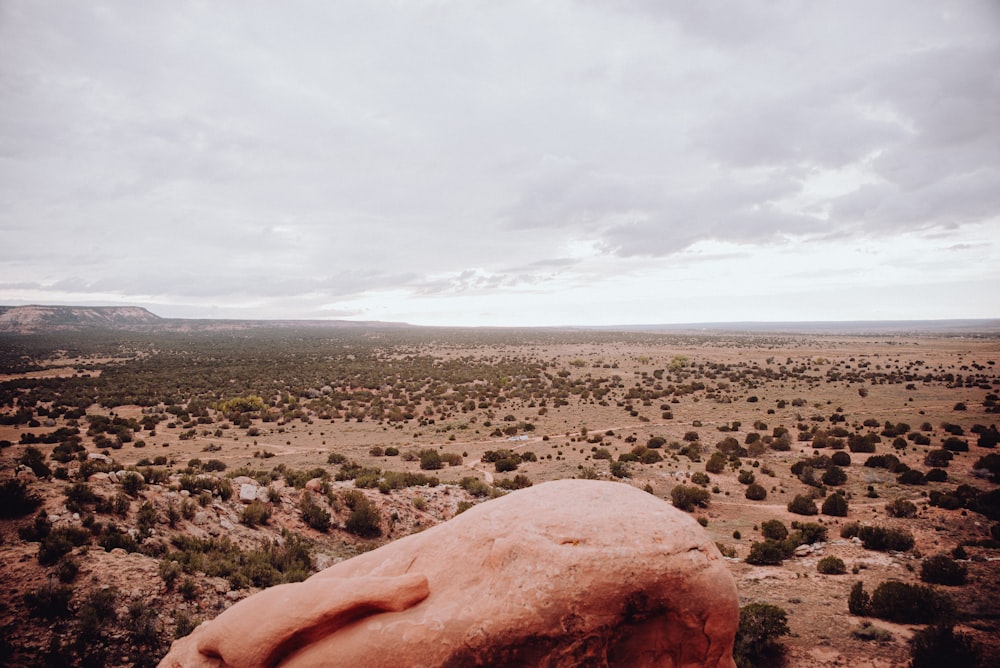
[159,479,738,667]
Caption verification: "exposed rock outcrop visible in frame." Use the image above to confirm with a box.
[159,479,738,667]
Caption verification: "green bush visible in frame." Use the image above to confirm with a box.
[885,498,917,518]
[17,446,51,478]
[787,494,818,516]
[345,494,381,538]
[0,479,42,518]
[849,581,870,615]
[821,493,848,517]
[858,525,915,552]
[609,460,629,479]
[821,465,847,486]
[791,522,828,545]
[851,622,892,642]
[853,580,955,624]
[241,500,272,527]
[300,493,331,532]
[705,452,726,474]
[746,540,787,566]
[909,624,981,668]
[898,469,927,485]
[670,485,710,512]
[817,556,846,574]
[459,476,491,497]
[920,554,967,586]
[24,584,74,620]
[733,603,789,668]
[38,525,91,565]
[745,483,767,500]
[691,471,710,486]
[760,520,788,541]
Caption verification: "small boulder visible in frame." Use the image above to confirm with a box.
[239,484,258,504]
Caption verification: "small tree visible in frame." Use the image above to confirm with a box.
[821,493,848,517]
[733,603,789,668]
[788,494,818,516]
[909,624,981,668]
[849,582,871,615]
[760,519,788,541]
[746,540,786,566]
[821,465,847,486]
[745,483,767,500]
[920,554,967,586]
[817,556,846,574]
[670,485,709,512]
[300,493,330,532]
[705,452,726,474]
[345,495,382,538]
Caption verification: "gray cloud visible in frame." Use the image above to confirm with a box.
[0,1,996,323]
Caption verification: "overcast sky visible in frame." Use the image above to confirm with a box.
[1,1,998,326]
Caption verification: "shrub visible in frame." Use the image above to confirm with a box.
[300,493,330,532]
[738,470,755,485]
[0,479,42,518]
[24,584,74,620]
[345,495,381,538]
[746,540,786,566]
[858,525,915,552]
[609,460,629,479]
[868,581,954,624]
[821,465,847,486]
[670,485,709,512]
[851,622,892,643]
[418,449,443,470]
[817,556,846,574]
[792,522,828,545]
[733,603,789,668]
[241,500,272,527]
[909,624,981,668]
[459,476,491,497]
[849,581,870,615]
[830,451,851,467]
[760,520,788,541]
[17,446,51,478]
[920,554,967,586]
[38,525,91,565]
[924,449,954,468]
[691,471,710,486]
[787,495,818,516]
[925,468,948,482]
[494,457,519,473]
[745,483,767,500]
[885,498,917,518]
[705,452,726,474]
[821,493,848,517]
[495,474,533,490]
[973,453,1000,481]
[897,469,927,485]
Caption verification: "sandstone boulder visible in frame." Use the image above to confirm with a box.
[159,479,738,667]
[239,483,259,504]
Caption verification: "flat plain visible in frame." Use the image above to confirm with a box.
[1,325,998,666]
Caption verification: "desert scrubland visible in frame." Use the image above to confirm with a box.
[1,325,998,666]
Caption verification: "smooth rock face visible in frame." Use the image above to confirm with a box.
[159,480,738,668]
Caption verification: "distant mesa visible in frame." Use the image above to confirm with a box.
[159,479,739,668]
[0,305,409,334]
[0,304,161,333]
